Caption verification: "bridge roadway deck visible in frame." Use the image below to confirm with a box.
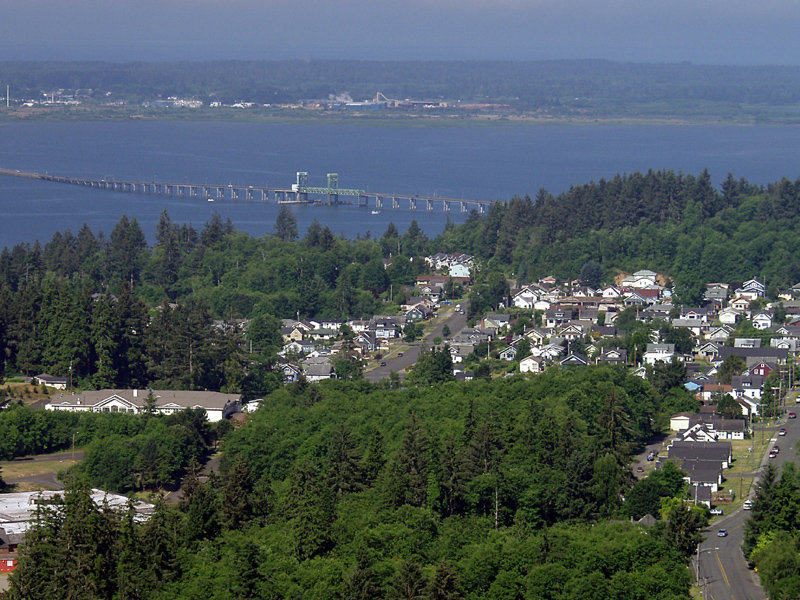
[0,167,493,213]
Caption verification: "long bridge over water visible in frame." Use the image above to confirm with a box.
[0,168,494,214]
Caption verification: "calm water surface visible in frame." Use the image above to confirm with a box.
[0,121,799,247]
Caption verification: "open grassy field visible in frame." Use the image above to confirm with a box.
[0,458,74,481]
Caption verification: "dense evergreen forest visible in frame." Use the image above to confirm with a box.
[7,372,704,599]
[5,59,800,120]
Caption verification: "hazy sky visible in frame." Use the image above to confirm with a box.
[2,0,799,64]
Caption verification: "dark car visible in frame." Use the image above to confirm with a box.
[380,361,387,366]
[397,352,403,357]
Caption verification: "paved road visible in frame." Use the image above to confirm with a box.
[697,408,799,600]
[364,303,469,382]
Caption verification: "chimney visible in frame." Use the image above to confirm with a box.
[133,389,138,398]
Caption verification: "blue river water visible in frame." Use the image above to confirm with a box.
[0,121,799,247]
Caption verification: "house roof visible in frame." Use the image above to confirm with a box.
[668,441,732,462]
[34,374,67,384]
[47,389,240,411]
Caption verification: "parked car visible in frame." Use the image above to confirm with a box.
[769,451,777,458]
[773,445,780,453]
[779,428,787,436]
[380,361,387,366]
[743,500,753,510]
[717,529,728,537]
[789,412,797,419]
[710,508,723,516]
[397,352,403,357]
[647,452,656,461]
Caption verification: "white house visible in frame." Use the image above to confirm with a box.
[735,279,766,299]
[643,343,676,365]
[512,286,540,309]
[45,389,241,422]
[32,374,68,390]
[752,312,774,330]
[519,355,545,374]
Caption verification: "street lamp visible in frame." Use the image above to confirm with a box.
[696,545,720,581]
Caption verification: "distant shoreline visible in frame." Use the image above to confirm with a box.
[2,105,799,127]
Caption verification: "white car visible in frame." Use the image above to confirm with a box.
[743,500,753,510]
[710,508,723,516]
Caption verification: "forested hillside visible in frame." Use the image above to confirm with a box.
[436,170,800,303]
[8,372,702,599]
[0,210,427,390]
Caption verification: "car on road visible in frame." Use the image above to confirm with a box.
[789,412,797,419]
[743,500,753,510]
[769,451,777,458]
[717,529,728,537]
[397,352,403,357]
[646,452,656,461]
[779,428,787,436]
[380,361,386,366]
[710,508,723,516]
[636,466,644,472]
[773,445,780,453]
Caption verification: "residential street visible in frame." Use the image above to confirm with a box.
[364,302,469,382]
[696,408,799,600]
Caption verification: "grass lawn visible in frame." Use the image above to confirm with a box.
[0,458,75,480]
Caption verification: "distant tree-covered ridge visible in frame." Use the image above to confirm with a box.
[436,169,800,303]
[4,59,800,121]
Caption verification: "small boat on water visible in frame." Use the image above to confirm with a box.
[207,197,215,202]
[371,210,381,215]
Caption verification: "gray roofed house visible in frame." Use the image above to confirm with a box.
[304,362,336,382]
[717,346,788,365]
[667,441,733,468]
[560,352,589,367]
[597,348,627,365]
[32,374,68,390]
[677,423,718,443]
[45,389,241,422]
[643,343,676,365]
[680,459,724,492]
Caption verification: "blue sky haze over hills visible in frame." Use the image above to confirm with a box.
[2,0,800,64]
